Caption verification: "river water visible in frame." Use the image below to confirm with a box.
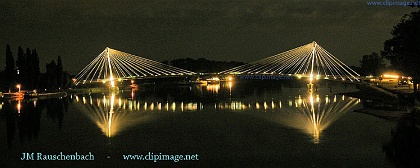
[0,80,397,167]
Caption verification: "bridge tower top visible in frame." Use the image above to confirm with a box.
[74,47,195,85]
[219,41,360,82]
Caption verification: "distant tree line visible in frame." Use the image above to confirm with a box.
[0,45,70,91]
[162,58,244,73]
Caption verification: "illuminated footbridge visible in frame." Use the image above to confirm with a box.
[74,47,195,85]
[220,41,360,82]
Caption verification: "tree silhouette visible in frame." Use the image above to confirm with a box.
[11,47,41,90]
[26,49,40,89]
[16,46,26,87]
[382,9,420,91]
[2,44,15,89]
[45,60,58,89]
[56,56,63,88]
[32,49,40,89]
[40,56,69,90]
[1,46,61,91]
[359,52,385,76]
[25,48,32,88]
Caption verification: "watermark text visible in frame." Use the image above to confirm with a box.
[239,75,293,80]
[367,0,420,6]
[123,152,199,162]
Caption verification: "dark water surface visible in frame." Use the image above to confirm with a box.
[1,80,397,167]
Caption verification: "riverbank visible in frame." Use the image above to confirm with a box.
[339,84,398,101]
[0,91,67,100]
[353,108,409,120]
[340,83,412,120]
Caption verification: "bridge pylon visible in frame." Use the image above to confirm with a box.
[74,47,195,85]
[219,41,360,82]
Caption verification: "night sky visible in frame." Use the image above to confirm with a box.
[0,0,418,74]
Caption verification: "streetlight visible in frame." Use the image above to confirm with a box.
[16,84,21,92]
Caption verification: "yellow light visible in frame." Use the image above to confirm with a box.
[150,102,154,110]
[83,97,86,104]
[16,84,21,92]
[297,95,303,106]
[382,74,399,79]
[206,84,220,93]
[131,90,134,99]
[17,101,21,112]
[109,76,115,87]
[172,102,176,111]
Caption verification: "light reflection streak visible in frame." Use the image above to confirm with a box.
[17,100,21,115]
[207,92,359,144]
[206,84,220,93]
[73,88,358,143]
[108,94,115,137]
[172,102,176,111]
[270,93,359,144]
[74,94,156,137]
[75,94,207,137]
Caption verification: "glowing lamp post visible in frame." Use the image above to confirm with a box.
[16,84,21,92]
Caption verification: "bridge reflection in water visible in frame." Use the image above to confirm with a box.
[211,90,360,144]
[73,94,158,137]
[73,92,209,137]
[269,93,360,144]
[73,82,359,143]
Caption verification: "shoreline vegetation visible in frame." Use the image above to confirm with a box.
[340,83,419,121]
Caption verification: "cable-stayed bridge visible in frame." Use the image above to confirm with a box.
[74,47,195,85]
[219,41,360,82]
[73,41,360,86]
